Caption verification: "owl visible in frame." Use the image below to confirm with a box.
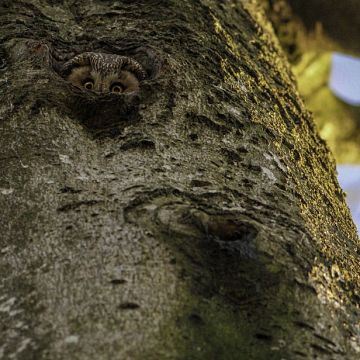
[62,52,146,95]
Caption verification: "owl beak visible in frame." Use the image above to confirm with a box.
[100,82,107,94]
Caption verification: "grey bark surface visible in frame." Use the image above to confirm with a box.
[1,1,360,359]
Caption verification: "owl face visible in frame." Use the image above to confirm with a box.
[66,65,140,94]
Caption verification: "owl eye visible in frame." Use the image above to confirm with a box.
[82,79,94,90]
[110,83,125,94]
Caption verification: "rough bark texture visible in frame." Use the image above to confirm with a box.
[1,1,360,359]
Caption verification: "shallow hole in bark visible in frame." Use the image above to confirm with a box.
[0,46,7,70]
[207,95,215,104]
[221,148,242,165]
[188,313,204,326]
[246,163,262,173]
[120,136,155,151]
[189,133,198,141]
[310,343,332,355]
[293,350,307,357]
[242,179,255,187]
[110,279,127,285]
[237,146,249,154]
[59,186,82,194]
[206,219,258,244]
[186,112,231,133]
[275,183,287,192]
[118,302,140,310]
[190,179,212,188]
[254,333,273,342]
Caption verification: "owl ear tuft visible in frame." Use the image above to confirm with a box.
[61,52,146,81]
[61,52,93,77]
[122,58,147,81]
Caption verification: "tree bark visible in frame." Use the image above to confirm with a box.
[1,1,360,359]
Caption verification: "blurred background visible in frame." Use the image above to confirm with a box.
[264,0,360,234]
[294,52,360,234]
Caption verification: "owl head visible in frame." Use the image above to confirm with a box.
[62,52,146,95]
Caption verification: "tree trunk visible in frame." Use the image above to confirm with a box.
[1,1,359,359]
